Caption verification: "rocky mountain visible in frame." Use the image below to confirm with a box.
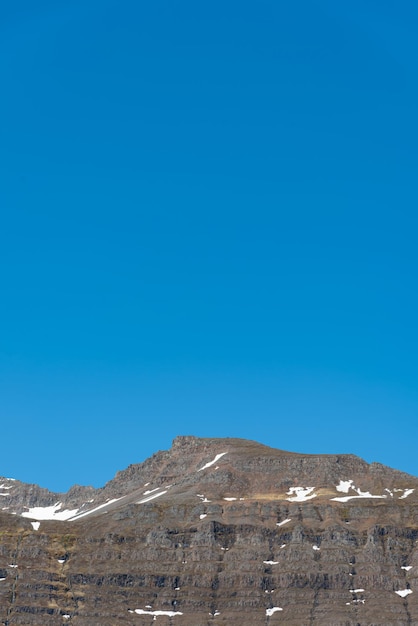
[1,436,418,625]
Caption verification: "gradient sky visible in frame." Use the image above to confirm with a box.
[1,1,417,492]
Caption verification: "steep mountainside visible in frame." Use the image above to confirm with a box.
[1,436,418,625]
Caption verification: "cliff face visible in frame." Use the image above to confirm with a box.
[1,436,418,625]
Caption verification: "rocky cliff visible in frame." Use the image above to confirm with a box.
[1,436,417,625]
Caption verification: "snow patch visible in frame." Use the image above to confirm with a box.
[332,494,386,503]
[197,494,211,502]
[336,480,353,493]
[264,560,279,565]
[31,521,40,531]
[286,487,317,502]
[131,608,183,617]
[402,566,413,571]
[69,497,125,520]
[331,481,399,503]
[137,490,168,504]
[395,589,412,598]
[198,453,227,472]
[277,518,291,527]
[22,502,79,521]
[200,514,207,520]
[223,497,237,501]
[312,545,320,551]
[399,489,414,499]
[266,607,283,616]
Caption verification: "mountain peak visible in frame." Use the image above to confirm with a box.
[1,438,417,624]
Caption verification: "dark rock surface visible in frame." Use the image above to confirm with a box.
[1,436,418,624]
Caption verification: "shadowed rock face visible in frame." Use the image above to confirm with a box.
[1,436,418,625]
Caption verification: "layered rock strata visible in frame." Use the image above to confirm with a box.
[1,436,417,625]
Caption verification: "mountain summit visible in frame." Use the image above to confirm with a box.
[1,436,417,625]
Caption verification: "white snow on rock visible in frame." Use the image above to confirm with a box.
[402,566,413,571]
[399,489,414,499]
[286,487,317,502]
[223,497,237,501]
[266,607,283,616]
[197,494,212,503]
[332,494,386,503]
[200,514,207,520]
[137,490,168,505]
[331,481,415,503]
[31,521,40,531]
[0,578,5,581]
[312,545,320,551]
[336,480,354,493]
[69,497,124,520]
[277,518,291,527]
[395,589,413,597]
[22,502,79,521]
[264,560,279,565]
[350,588,364,593]
[130,608,183,617]
[58,559,65,564]
[331,484,387,503]
[198,453,227,472]
[20,487,171,524]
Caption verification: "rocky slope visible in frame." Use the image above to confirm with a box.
[1,436,418,625]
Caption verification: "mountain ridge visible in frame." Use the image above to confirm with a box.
[1,436,417,624]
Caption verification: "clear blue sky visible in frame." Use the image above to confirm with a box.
[1,1,417,492]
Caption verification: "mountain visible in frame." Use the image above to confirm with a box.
[1,436,417,625]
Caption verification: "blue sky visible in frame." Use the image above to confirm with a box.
[1,1,417,491]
